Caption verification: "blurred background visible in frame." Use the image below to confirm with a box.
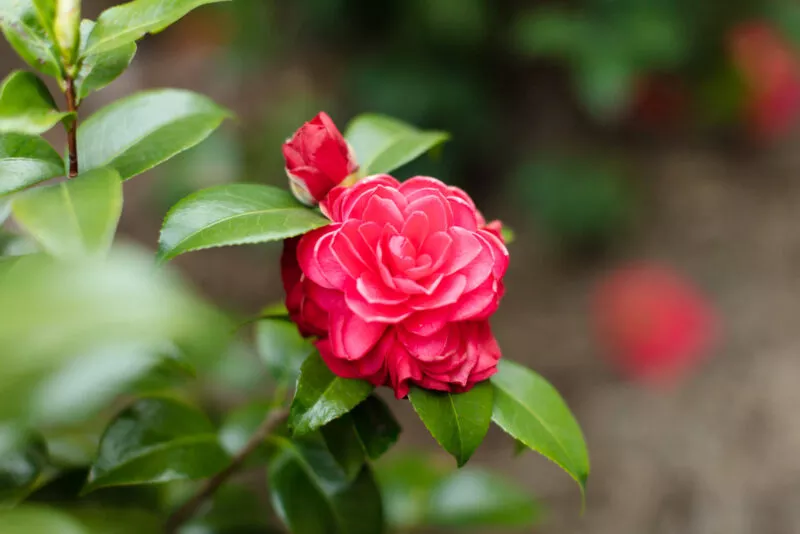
[6,0,800,532]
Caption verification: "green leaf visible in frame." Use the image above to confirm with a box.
[84,396,229,493]
[83,0,231,56]
[349,395,400,460]
[0,248,229,424]
[320,417,367,482]
[375,453,540,530]
[69,508,163,534]
[219,401,273,465]
[255,318,315,386]
[344,114,449,175]
[0,505,88,534]
[288,353,373,437]
[0,133,64,196]
[427,469,541,527]
[0,1,62,79]
[320,395,401,479]
[0,433,48,505]
[0,198,10,224]
[491,359,589,496]
[77,89,231,180]
[182,483,276,533]
[12,167,122,258]
[501,225,515,244]
[408,383,493,467]
[268,436,384,534]
[158,184,329,261]
[0,71,72,135]
[375,453,448,530]
[74,20,136,103]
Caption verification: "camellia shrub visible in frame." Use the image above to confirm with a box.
[0,0,589,532]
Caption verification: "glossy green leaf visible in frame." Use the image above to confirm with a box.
[428,469,540,527]
[491,359,589,495]
[74,20,136,103]
[0,133,64,196]
[31,0,56,41]
[84,396,229,493]
[219,401,273,465]
[54,0,80,64]
[0,1,62,78]
[83,0,231,56]
[12,167,122,258]
[289,353,373,436]
[350,395,400,460]
[268,436,384,534]
[0,71,72,135]
[408,383,493,467]
[320,416,367,482]
[255,318,315,386]
[320,395,401,480]
[158,184,329,261]
[344,114,449,175]
[0,505,88,534]
[77,89,231,180]
[0,248,228,424]
[0,433,47,505]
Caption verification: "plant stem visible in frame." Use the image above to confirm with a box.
[164,407,289,533]
[64,76,79,178]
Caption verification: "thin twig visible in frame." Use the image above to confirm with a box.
[164,408,289,533]
[64,77,79,178]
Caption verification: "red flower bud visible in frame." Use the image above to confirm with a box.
[593,264,717,387]
[282,112,359,205]
[729,22,800,139]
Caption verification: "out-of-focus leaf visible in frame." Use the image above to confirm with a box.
[0,71,72,134]
[0,248,228,424]
[513,9,586,57]
[344,114,449,175]
[74,20,136,103]
[288,353,373,436]
[376,452,540,530]
[0,1,62,78]
[374,453,449,530]
[491,359,589,497]
[219,401,273,465]
[268,435,384,534]
[408,383,492,467]
[0,198,10,224]
[0,433,47,505]
[70,507,163,534]
[255,318,315,386]
[84,397,229,493]
[0,505,88,533]
[77,89,231,180]
[157,184,328,261]
[427,469,541,527]
[500,226,515,244]
[0,133,63,196]
[12,167,122,258]
[181,483,276,533]
[259,302,288,318]
[83,0,231,55]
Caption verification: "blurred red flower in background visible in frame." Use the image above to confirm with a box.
[729,22,800,140]
[593,264,717,387]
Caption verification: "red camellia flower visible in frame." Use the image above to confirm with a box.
[282,112,358,205]
[282,175,508,398]
[593,264,717,387]
[729,22,800,139]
